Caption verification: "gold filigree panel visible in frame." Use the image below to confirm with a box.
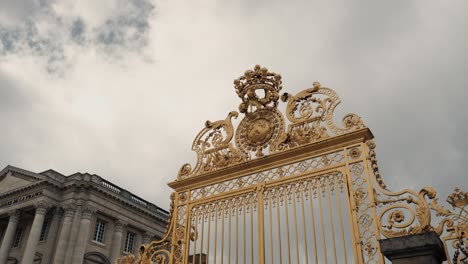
[189,150,345,201]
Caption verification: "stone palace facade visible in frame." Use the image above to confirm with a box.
[0,165,169,264]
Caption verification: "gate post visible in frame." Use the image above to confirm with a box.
[379,232,447,264]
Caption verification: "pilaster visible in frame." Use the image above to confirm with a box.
[71,206,95,264]
[52,205,76,264]
[142,232,155,245]
[110,220,127,263]
[64,202,82,264]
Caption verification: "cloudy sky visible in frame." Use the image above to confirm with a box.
[0,0,467,210]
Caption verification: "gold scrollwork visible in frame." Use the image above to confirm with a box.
[275,83,364,151]
[375,187,438,237]
[366,139,467,262]
[177,111,247,179]
[179,66,369,178]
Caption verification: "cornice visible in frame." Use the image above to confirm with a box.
[60,181,169,223]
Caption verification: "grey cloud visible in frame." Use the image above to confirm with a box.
[0,0,155,74]
[70,18,85,43]
[0,0,467,212]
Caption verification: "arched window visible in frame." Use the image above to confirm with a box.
[83,252,110,264]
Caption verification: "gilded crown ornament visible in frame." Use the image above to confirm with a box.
[234,65,282,114]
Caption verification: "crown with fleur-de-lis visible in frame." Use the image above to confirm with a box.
[447,187,468,208]
[233,65,282,114]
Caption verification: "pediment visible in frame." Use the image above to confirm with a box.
[0,166,43,194]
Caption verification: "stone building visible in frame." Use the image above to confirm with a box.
[0,165,169,264]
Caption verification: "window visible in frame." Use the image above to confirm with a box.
[39,218,49,241]
[123,231,136,253]
[13,226,23,247]
[92,219,107,243]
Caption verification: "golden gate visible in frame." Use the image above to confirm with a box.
[117,65,467,264]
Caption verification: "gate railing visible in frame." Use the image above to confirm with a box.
[117,65,467,264]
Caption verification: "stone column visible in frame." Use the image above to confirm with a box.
[0,210,20,264]
[379,231,447,264]
[64,204,82,264]
[110,220,126,263]
[21,202,49,264]
[71,206,95,264]
[42,208,62,264]
[51,206,76,264]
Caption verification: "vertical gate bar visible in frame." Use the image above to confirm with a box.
[214,204,218,264]
[276,191,283,264]
[361,143,385,263]
[243,199,246,264]
[317,178,328,264]
[285,187,292,264]
[221,204,225,264]
[343,149,363,264]
[300,186,309,264]
[184,203,194,263]
[207,206,212,263]
[257,183,266,264]
[250,197,254,264]
[192,208,197,263]
[200,207,205,264]
[269,193,274,264]
[308,184,318,264]
[228,201,232,264]
[334,174,348,263]
[170,195,180,264]
[236,199,239,264]
[292,186,300,264]
[325,175,338,264]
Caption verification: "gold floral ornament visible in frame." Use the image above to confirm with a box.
[273,81,365,151]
